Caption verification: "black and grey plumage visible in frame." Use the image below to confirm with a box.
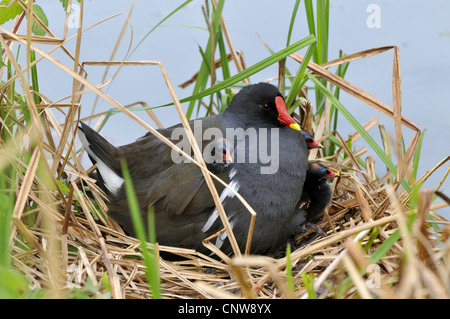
[78,82,309,257]
[292,162,338,233]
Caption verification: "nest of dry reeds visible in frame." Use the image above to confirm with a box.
[2,1,450,299]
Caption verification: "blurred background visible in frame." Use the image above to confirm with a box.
[5,0,450,215]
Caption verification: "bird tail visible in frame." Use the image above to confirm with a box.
[78,122,124,196]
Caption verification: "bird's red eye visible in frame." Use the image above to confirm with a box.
[262,104,269,110]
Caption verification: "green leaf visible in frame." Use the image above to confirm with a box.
[56,179,70,195]
[59,0,69,11]
[31,5,48,36]
[0,0,24,25]
[59,0,80,11]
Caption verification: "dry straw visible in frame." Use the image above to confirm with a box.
[1,0,449,299]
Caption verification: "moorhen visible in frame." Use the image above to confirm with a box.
[301,129,323,149]
[292,162,338,233]
[78,82,310,256]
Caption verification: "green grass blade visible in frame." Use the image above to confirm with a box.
[305,71,412,193]
[0,165,15,269]
[316,0,329,65]
[186,0,225,119]
[285,42,316,109]
[30,50,41,106]
[363,227,381,252]
[282,0,302,96]
[304,1,330,115]
[304,0,316,37]
[120,160,161,299]
[286,0,302,47]
[304,0,317,62]
[285,244,296,296]
[411,130,425,182]
[217,32,231,82]
[217,31,232,109]
[300,272,316,299]
[369,212,416,265]
[369,229,401,264]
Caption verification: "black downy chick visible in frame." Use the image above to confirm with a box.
[301,129,323,150]
[292,162,338,235]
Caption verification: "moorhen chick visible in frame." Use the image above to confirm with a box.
[292,162,338,234]
[301,129,323,149]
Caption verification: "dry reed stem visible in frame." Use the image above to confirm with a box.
[392,46,403,178]
[289,49,419,132]
[89,2,134,123]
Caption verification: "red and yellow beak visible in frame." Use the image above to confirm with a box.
[309,139,324,149]
[224,150,233,163]
[275,96,301,131]
[327,170,339,179]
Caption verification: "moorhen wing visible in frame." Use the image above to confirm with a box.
[78,82,310,257]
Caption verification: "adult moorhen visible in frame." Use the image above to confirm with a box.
[78,82,310,257]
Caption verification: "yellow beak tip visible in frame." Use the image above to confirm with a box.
[289,123,301,131]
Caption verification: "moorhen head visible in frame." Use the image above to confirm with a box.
[203,137,233,173]
[223,82,301,131]
[78,82,310,257]
[301,129,323,149]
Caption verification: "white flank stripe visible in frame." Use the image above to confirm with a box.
[229,167,238,179]
[215,220,235,249]
[202,209,218,233]
[202,178,240,233]
[219,180,240,201]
